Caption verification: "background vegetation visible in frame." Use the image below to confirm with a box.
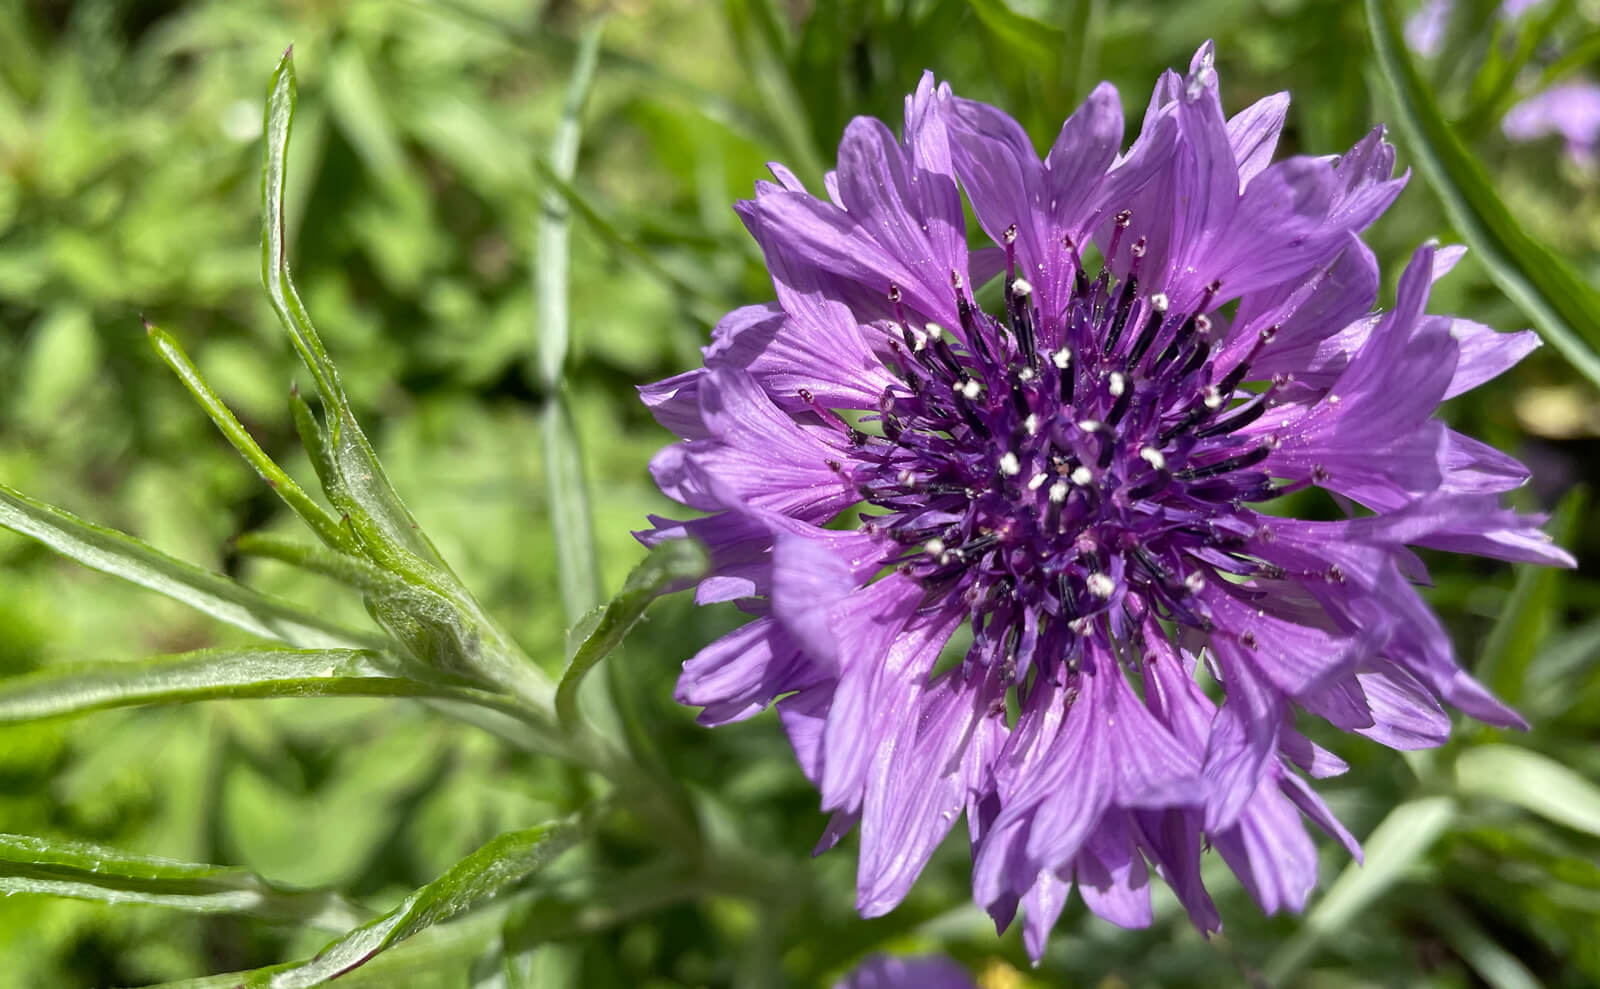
[0,0,1596,986]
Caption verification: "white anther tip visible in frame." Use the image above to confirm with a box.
[999,452,1022,476]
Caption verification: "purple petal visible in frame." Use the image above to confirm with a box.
[1443,320,1540,398]
[1021,870,1071,962]
[771,532,859,671]
[856,665,1003,916]
[1213,773,1318,915]
[1227,92,1291,186]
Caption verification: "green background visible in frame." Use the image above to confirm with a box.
[0,0,1597,985]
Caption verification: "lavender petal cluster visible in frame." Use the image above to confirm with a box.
[640,43,1572,958]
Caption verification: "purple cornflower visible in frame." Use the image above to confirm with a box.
[640,43,1571,959]
[832,955,977,989]
[1503,81,1600,165]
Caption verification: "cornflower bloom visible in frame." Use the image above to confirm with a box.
[640,42,1571,958]
[833,955,976,989]
[1502,81,1600,166]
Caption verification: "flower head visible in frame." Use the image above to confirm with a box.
[1503,81,1600,166]
[832,954,976,989]
[640,43,1572,958]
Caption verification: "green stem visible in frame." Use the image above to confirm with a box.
[147,322,354,553]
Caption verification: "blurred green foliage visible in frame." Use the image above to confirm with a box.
[0,0,1597,986]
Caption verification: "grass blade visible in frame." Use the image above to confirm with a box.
[535,20,602,391]
[0,647,495,723]
[537,23,606,628]
[555,539,708,731]
[1456,744,1600,839]
[531,158,731,320]
[1421,892,1545,989]
[1366,0,1600,387]
[542,396,602,627]
[0,481,383,650]
[0,832,366,930]
[721,0,826,185]
[968,0,1067,69]
[249,817,587,988]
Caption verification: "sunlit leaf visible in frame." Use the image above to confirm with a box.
[539,23,606,631]
[260,48,457,580]
[967,0,1066,70]
[555,539,707,731]
[1456,744,1600,840]
[246,817,586,988]
[0,647,505,723]
[0,832,365,930]
[0,481,383,650]
[146,321,353,553]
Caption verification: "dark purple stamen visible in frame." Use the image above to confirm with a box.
[832,228,1286,683]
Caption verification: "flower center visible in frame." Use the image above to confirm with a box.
[841,219,1291,680]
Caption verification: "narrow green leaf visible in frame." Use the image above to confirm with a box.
[530,158,730,319]
[146,321,354,553]
[1475,488,1583,703]
[1424,893,1546,989]
[261,48,338,403]
[258,50,547,704]
[536,20,603,390]
[1265,795,1457,982]
[968,0,1067,69]
[1064,0,1104,105]
[1366,0,1600,387]
[0,647,504,723]
[260,47,456,578]
[721,0,826,185]
[1526,617,1600,717]
[1456,744,1600,839]
[0,481,383,650]
[249,818,586,988]
[1459,0,1575,135]
[542,395,602,628]
[146,907,506,989]
[537,23,605,631]
[0,832,365,930]
[555,539,708,731]
[235,533,420,601]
